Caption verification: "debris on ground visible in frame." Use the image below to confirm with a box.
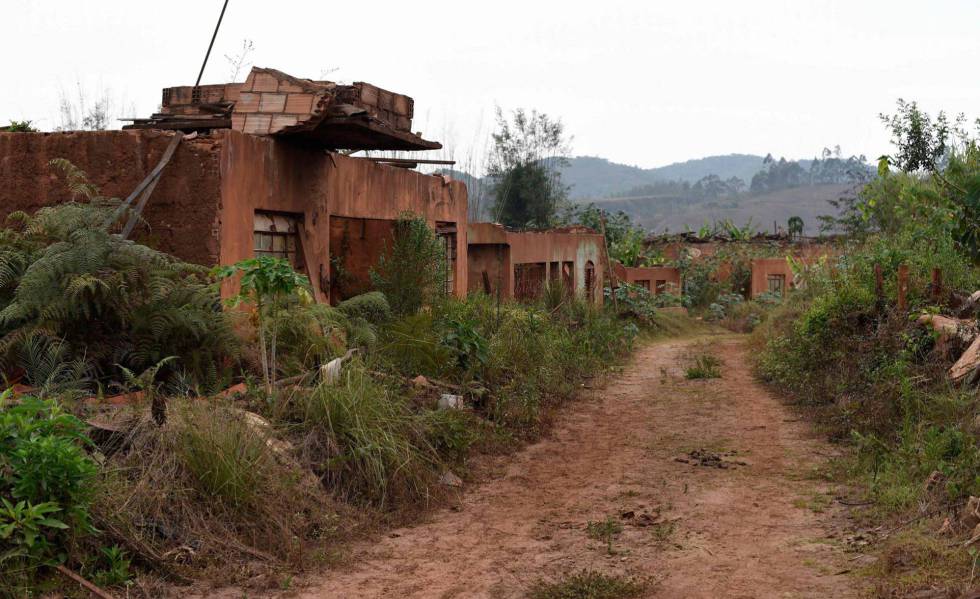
[619,509,663,527]
[917,313,978,356]
[962,496,980,529]
[674,448,747,469]
[437,394,464,410]
[439,470,463,487]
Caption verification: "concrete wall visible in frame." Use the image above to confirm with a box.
[0,130,222,265]
[468,223,605,303]
[467,243,510,297]
[750,258,795,298]
[614,263,681,294]
[218,130,468,303]
[0,129,468,305]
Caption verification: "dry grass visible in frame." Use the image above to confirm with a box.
[90,399,346,585]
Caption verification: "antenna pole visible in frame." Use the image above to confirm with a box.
[195,0,230,87]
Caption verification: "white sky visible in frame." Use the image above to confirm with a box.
[2,0,978,172]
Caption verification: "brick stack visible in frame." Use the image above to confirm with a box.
[335,83,414,132]
[231,68,333,135]
[149,67,418,139]
[161,83,242,115]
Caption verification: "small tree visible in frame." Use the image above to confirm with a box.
[370,214,447,316]
[788,216,804,239]
[215,257,311,393]
[487,108,571,229]
[879,99,964,173]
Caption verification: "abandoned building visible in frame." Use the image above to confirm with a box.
[612,263,681,295]
[467,223,606,303]
[0,67,468,304]
[644,231,836,299]
[645,230,836,264]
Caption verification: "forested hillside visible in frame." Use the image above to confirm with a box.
[451,148,871,232]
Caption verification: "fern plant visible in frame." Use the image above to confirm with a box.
[0,160,239,390]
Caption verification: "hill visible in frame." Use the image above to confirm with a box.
[588,183,857,234]
[560,154,768,200]
[443,153,864,233]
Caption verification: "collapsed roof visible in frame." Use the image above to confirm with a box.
[124,67,441,152]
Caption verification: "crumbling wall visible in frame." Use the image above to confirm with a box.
[467,223,605,303]
[467,243,510,297]
[615,264,681,294]
[218,130,468,303]
[0,130,222,265]
[328,216,396,301]
[508,230,605,303]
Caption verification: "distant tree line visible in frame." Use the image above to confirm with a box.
[609,147,873,202]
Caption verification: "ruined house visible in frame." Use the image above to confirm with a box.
[612,263,681,295]
[0,67,467,304]
[645,231,837,299]
[467,223,606,303]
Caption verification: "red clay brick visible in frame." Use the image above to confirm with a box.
[224,84,242,102]
[278,80,306,93]
[284,93,315,115]
[236,92,260,113]
[231,113,246,131]
[252,73,279,93]
[243,114,272,134]
[270,114,298,132]
[259,93,287,112]
[393,94,410,116]
[239,72,255,92]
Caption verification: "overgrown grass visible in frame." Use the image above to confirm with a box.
[284,365,441,508]
[91,400,341,583]
[529,570,648,599]
[685,354,721,379]
[586,516,623,553]
[755,228,980,591]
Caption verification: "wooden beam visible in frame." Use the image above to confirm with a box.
[362,157,456,166]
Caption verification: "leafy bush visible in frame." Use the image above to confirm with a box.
[337,291,392,324]
[377,312,453,379]
[757,121,980,515]
[0,395,97,590]
[270,300,350,376]
[370,214,447,316]
[438,314,489,374]
[0,160,239,390]
[289,366,440,507]
[605,283,657,323]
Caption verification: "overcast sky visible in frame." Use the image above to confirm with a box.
[2,0,977,172]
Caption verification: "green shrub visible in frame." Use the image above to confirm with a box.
[370,214,447,316]
[337,291,392,324]
[529,570,647,599]
[270,300,349,376]
[685,355,721,379]
[438,314,489,374]
[0,395,97,590]
[177,407,275,510]
[291,366,440,507]
[0,160,239,390]
[420,409,482,468]
[377,312,453,379]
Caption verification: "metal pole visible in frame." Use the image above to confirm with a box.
[195,0,230,87]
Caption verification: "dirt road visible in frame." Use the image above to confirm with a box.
[297,335,857,598]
